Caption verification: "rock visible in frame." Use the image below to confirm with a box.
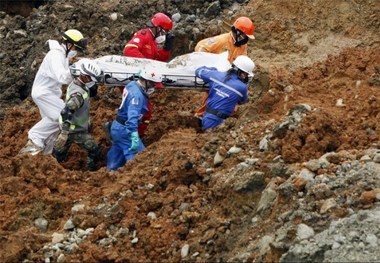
[64,219,75,230]
[181,244,190,258]
[191,252,200,259]
[297,223,315,240]
[268,160,288,177]
[214,151,225,166]
[373,153,380,163]
[259,136,269,151]
[205,1,221,17]
[185,14,196,22]
[52,232,65,244]
[234,171,265,192]
[71,204,85,213]
[335,98,345,107]
[34,217,48,232]
[292,168,315,191]
[57,254,65,263]
[258,235,274,256]
[109,13,118,21]
[310,183,332,200]
[228,146,242,154]
[320,198,337,214]
[257,187,278,215]
[360,155,372,162]
[172,13,181,22]
[365,234,378,247]
[360,189,380,204]
[304,159,321,172]
[76,228,87,238]
[147,212,157,220]
[13,29,27,38]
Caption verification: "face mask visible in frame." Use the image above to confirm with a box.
[155,35,166,44]
[67,50,77,59]
[85,81,97,89]
[234,37,249,47]
[146,87,155,95]
[231,27,249,47]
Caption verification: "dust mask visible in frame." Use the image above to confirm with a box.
[146,88,155,95]
[67,50,77,59]
[155,35,166,44]
[85,81,97,89]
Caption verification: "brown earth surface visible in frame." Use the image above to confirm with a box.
[0,0,379,262]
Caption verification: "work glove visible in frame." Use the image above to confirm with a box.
[89,85,99,98]
[163,33,175,51]
[128,131,139,151]
[55,130,69,150]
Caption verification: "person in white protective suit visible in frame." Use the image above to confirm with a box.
[19,29,88,156]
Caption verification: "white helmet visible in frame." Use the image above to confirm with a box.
[78,59,102,81]
[232,55,255,76]
[139,66,163,88]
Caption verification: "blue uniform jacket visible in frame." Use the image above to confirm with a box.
[116,81,148,133]
[107,81,148,171]
[195,66,248,129]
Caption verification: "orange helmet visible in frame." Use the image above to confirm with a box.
[233,17,255,39]
[150,12,173,31]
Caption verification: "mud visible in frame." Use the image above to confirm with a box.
[0,0,379,262]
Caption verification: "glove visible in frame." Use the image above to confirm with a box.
[163,33,175,51]
[128,131,139,151]
[89,84,98,97]
[55,130,69,150]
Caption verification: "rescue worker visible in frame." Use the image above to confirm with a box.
[122,12,175,137]
[194,17,255,119]
[123,12,175,61]
[19,29,88,155]
[53,59,102,171]
[107,66,163,171]
[195,55,255,130]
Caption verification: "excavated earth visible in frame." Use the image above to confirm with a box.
[0,0,379,262]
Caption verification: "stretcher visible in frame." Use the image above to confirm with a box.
[71,52,231,90]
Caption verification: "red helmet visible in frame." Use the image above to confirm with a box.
[233,17,255,39]
[151,12,173,31]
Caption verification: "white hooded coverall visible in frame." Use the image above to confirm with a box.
[28,40,73,149]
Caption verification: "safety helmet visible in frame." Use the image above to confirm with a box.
[140,66,163,88]
[232,55,255,76]
[233,17,255,39]
[78,59,102,82]
[150,12,173,31]
[62,29,88,50]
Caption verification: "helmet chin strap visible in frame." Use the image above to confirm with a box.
[76,76,87,86]
[148,27,159,38]
[64,42,73,57]
[238,70,249,83]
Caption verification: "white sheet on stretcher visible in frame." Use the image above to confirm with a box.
[91,51,231,86]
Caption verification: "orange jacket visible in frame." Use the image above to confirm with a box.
[194,33,247,63]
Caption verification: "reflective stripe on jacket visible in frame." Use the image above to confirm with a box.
[60,81,90,133]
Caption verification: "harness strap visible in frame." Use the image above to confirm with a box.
[205,108,229,119]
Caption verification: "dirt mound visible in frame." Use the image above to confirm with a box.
[0,0,379,262]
